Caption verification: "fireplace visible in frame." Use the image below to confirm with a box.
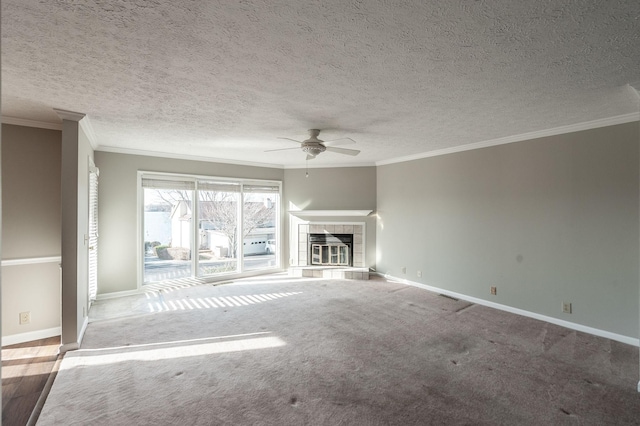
[308,234,353,266]
[295,223,364,268]
[289,218,368,279]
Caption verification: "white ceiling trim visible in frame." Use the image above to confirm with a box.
[96,145,284,169]
[1,116,62,131]
[79,116,98,150]
[376,112,640,167]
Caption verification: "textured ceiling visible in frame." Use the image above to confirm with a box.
[2,1,639,167]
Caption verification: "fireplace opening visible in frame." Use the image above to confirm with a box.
[308,234,353,266]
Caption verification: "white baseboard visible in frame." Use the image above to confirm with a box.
[59,316,90,353]
[59,342,79,353]
[95,289,142,300]
[2,327,61,347]
[375,273,639,347]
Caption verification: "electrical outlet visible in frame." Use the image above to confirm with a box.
[562,302,572,314]
[19,311,31,325]
[490,286,497,295]
[417,270,422,278]
[401,267,407,274]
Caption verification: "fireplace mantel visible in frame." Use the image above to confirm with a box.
[289,210,372,217]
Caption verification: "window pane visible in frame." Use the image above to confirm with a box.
[339,246,348,264]
[197,188,239,276]
[330,246,338,263]
[143,187,192,283]
[243,191,278,271]
[321,246,329,264]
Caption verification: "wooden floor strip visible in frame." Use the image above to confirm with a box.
[2,337,60,426]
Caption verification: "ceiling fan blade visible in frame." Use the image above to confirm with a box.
[277,137,304,144]
[325,146,360,156]
[264,147,301,153]
[323,137,356,147]
[306,154,316,161]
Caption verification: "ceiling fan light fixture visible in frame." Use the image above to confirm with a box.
[267,129,359,159]
[301,143,326,156]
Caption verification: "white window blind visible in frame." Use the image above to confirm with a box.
[141,178,195,190]
[243,184,280,193]
[198,181,241,192]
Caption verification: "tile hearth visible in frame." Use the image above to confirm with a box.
[288,266,370,280]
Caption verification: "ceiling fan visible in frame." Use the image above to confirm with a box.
[265,129,360,160]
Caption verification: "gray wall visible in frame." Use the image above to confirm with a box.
[284,167,377,211]
[2,125,61,258]
[94,152,284,294]
[283,167,377,268]
[1,124,62,339]
[376,122,639,338]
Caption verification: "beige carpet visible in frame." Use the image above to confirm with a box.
[37,275,639,425]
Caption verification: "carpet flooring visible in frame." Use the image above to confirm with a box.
[37,275,639,425]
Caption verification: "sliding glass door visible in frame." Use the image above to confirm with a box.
[141,174,280,285]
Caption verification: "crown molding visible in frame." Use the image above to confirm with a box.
[96,145,285,169]
[78,116,98,150]
[1,116,62,130]
[2,113,98,149]
[376,112,640,166]
[53,108,86,122]
[52,109,98,149]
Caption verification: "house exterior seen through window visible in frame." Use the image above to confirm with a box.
[141,173,280,284]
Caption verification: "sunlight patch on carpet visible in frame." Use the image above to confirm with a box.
[62,334,286,368]
[145,291,302,312]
